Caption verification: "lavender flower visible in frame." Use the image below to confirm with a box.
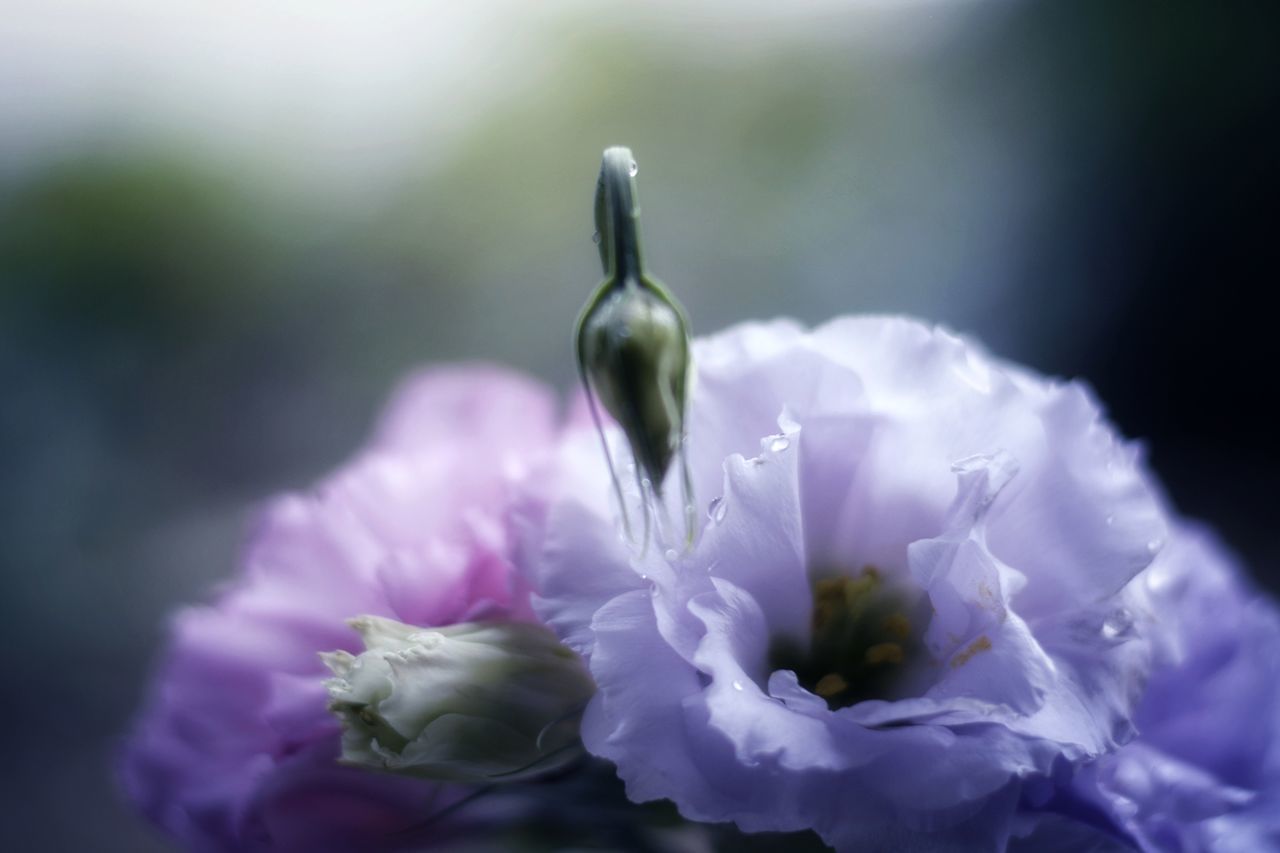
[120,366,558,851]
[1028,525,1280,852]
[520,316,1170,850]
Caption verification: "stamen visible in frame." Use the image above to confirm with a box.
[950,635,992,669]
[770,566,930,710]
[882,613,912,641]
[864,642,905,666]
[814,673,849,698]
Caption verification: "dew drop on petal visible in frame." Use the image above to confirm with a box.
[731,680,744,692]
[1146,539,1163,555]
[1105,514,1115,527]
[708,497,728,524]
[629,160,638,177]
[1102,608,1134,640]
[1145,564,1183,596]
[591,231,601,244]
[769,435,790,453]
[664,548,678,562]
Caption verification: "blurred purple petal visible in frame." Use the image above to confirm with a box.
[1062,526,1280,851]
[120,366,558,851]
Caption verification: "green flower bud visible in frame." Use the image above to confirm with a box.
[575,147,695,545]
[578,282,689,492]
[322,616,595,784]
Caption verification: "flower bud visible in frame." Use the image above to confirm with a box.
[323,616,595,784]
[578,283,690,490]
[575,147,695,543]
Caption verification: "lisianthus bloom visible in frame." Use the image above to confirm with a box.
[1032,525,1280,851]
[120,367,558,852]
[521,316,1170,850]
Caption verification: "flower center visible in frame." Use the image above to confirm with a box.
[769,567,930,710]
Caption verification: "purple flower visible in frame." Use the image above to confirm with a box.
[520,316,1170,850]
[1041,525,1280,852]
[120,366,558,852]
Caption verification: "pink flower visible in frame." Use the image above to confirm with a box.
[120,366,558,852]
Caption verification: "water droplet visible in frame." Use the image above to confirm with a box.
[708,497,728,524]
[1145,565,1182,596]
[731,680,744,692]
[664,548,678,562]
[1146,539,1163,555]
[768,435,790,453]
[639,573,649,582]
[1105,514,1115,526]
[1102,608,1134,641]
[591,230,600,244]
[629,160,638,177]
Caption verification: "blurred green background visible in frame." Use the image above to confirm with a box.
[1,1,1276,849]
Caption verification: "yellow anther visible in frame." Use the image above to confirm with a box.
[814,577,846,601]
[847,575,877,605]
[787,566,926,708]
[864,642,905,666]
[950,635,993,669]
[814,673,849,698]
[882,613,912,641]
[813,577,850,631]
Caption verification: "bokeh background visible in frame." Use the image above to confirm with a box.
[1,0,1276,849]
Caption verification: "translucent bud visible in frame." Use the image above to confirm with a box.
[323,616,595,784]
[575,146,695,546]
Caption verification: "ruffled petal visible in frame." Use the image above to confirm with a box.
[121,366,558,850]
[525,315,1173,850]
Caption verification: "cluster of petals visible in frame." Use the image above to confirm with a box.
[120,367,557,851]
[121,315,1280,853]
[521,316,1182,850]
[1037,525,1280,851]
